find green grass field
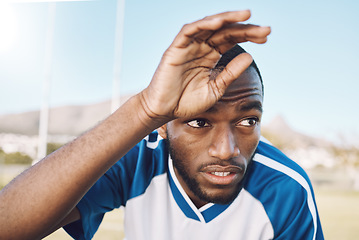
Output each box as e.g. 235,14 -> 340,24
315,190 -> 359,239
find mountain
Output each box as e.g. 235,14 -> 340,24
261,115 -> 329,149
0,96 -> 131,136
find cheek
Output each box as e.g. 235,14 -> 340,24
237,128 -> 260,158
169,133 -> 207,164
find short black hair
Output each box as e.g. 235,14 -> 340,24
215,45 -> 263,93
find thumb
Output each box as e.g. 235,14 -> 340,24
212,53 -> 253,97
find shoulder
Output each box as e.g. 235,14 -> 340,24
252,139 -> 311,186
246,139 -> 313,204
114,131 -> 168,173
247,139 -> 313,210
243,140 -> 321,238
111,131 -> 169,199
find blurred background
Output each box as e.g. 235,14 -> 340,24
0,0 -> 358,239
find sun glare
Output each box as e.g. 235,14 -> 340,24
0,3 -> 19,53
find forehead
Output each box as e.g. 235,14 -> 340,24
202,67 -> 263,115
220,67 -> 262,102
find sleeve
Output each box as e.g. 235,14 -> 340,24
252,141 -> 325,240
63,145 -> 140,240
271,180 -> 324,240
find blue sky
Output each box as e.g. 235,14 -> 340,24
0,0 -> 358,143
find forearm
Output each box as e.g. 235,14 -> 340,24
0,93 -> 166,239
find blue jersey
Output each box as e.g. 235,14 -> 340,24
64,132 -> 324,240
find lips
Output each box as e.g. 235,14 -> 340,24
200,165 -> 244,185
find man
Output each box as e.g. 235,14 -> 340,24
0,10 -> 323,239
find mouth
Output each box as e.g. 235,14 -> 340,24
201,165 -> 244,186
211,171 -> 231,177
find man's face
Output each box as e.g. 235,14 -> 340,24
160,67 -> 263,208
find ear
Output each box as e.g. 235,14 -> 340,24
157,124 -> 168,139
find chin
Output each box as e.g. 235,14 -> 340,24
199,186 -> 243,205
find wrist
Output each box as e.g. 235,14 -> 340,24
135,91 -> 173,131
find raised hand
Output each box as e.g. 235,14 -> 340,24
140,10 -> 271,120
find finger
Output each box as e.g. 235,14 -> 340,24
213,34 -> 269,54
207,35 -> 270,55
207,24 -> 271,53
211,53 -> 253,98
201,10 -> 251,23
191,10 -> 252,43
243,36 -> 269,44
172,10 -> 252,48
192,30 -> 215,44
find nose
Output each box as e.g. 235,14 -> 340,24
208,125 -> 240,160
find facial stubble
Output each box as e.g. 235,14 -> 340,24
166,137 -> 252,205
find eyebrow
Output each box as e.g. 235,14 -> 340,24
206,100 -> 263,114
240,101 -> 263,113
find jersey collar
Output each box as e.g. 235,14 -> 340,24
167,156 -> 231,223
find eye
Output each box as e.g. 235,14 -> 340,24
237,117 -> 259,127
186,119 -> 211,128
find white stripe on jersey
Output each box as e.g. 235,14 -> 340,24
253,153 -> 318,240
